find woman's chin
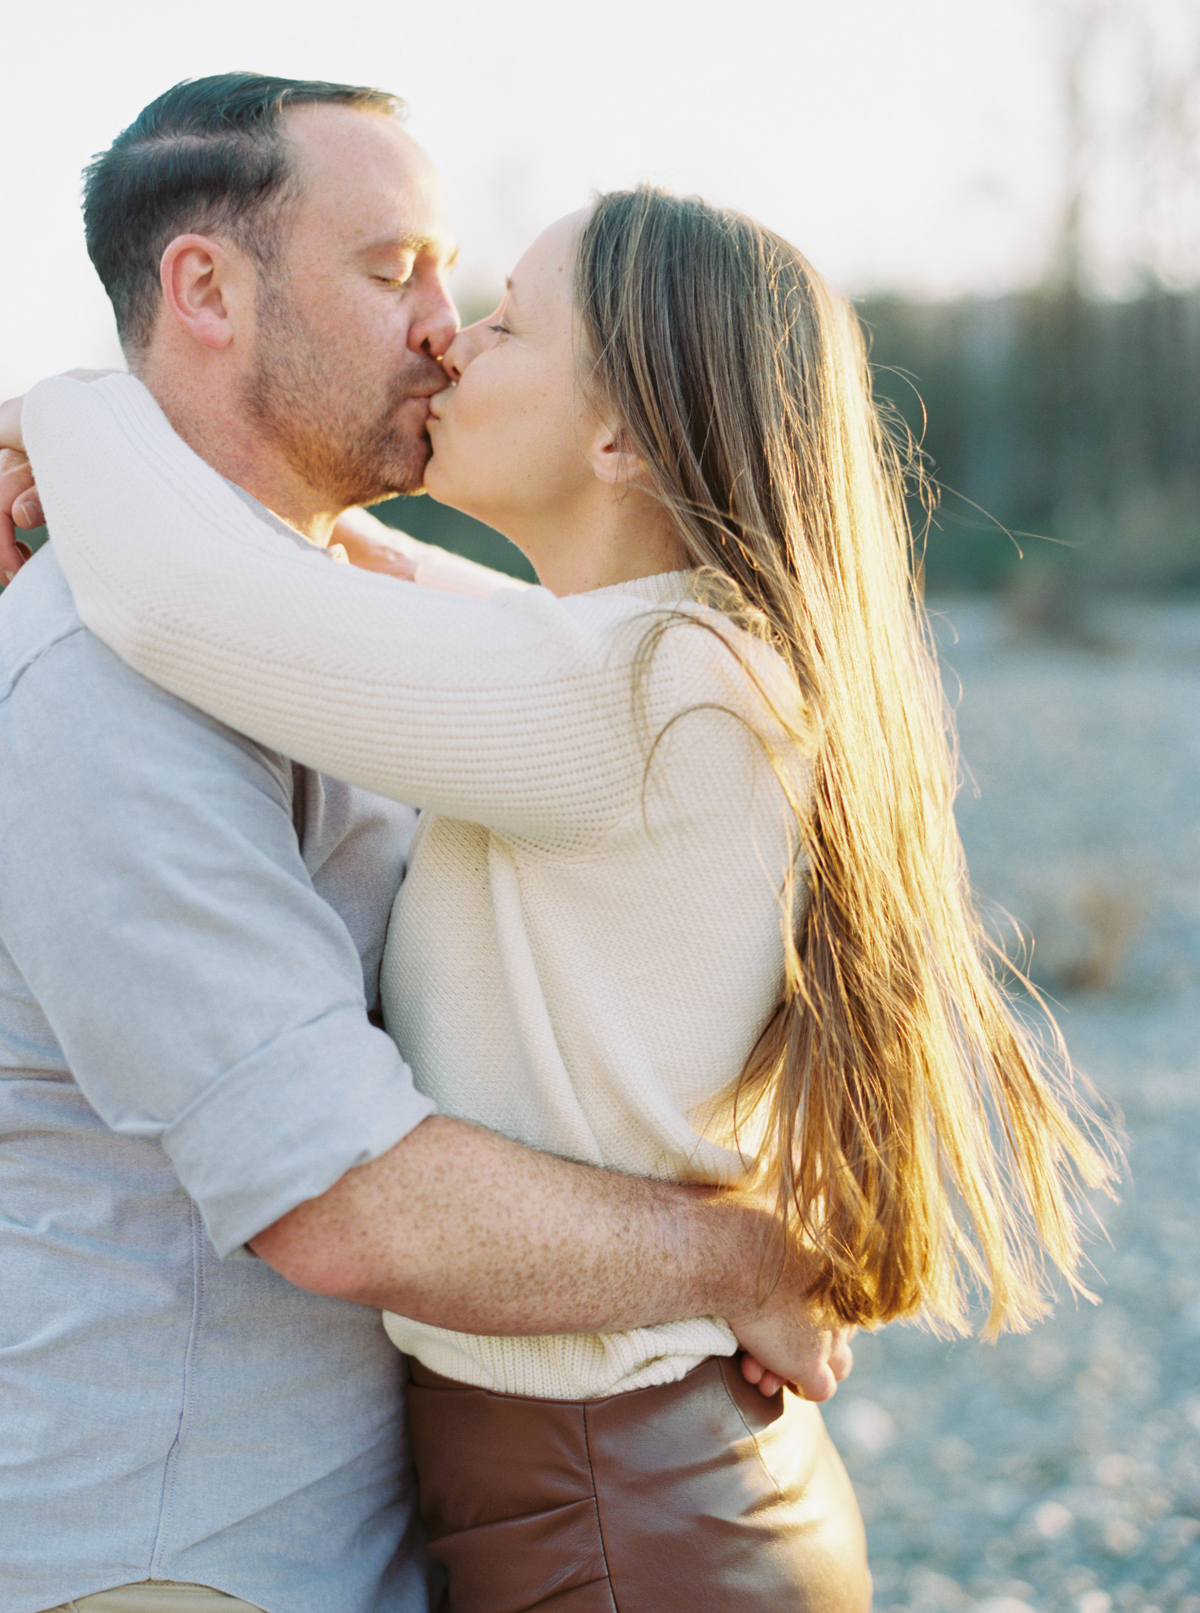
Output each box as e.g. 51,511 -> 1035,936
422,458 -> 530,560
423,461 -> 493,526
422,481 -> 455,509
423,478 -> 474,517
420,455 -> 456,508
417,467 -> 537,577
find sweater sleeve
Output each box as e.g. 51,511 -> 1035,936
25,374 -> 682,848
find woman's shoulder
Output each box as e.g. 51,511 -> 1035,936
486,572 -> 811,771
633,590 -> 806,735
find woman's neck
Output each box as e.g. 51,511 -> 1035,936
521,491 -> 689,597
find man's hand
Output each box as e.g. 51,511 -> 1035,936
737,1328 -> 856,1402
726,1250 -> 856,1402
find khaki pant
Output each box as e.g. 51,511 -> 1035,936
41,1585 -> 264,1613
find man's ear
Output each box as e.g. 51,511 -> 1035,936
588,418 -> 647,491
159,234 -> 246,353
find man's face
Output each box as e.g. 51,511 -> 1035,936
242,104 -> 459,509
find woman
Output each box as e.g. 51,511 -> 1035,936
17,189 -> 1112,1612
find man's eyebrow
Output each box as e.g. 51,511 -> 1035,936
361,233 -> 459,270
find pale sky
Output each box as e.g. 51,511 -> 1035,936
2,0 -> 1194,397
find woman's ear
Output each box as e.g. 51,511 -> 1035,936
159,234 -> 244,353
588,419 -> 647,491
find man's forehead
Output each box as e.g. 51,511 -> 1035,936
284,104 -> 452,248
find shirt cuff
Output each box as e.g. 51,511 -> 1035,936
161,1008 -> 435,1256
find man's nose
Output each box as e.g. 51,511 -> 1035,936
409,281 -> 460,364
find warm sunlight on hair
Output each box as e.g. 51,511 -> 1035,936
576,188 -> 1119,1339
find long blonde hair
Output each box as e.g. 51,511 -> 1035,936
576,188 -> 1116,1336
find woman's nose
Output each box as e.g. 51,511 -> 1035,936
439,322 -> 484,383
409,278 -> 460,366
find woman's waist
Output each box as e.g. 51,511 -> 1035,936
384,1312 -> 738,1400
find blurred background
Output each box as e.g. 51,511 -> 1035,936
2,1 -> 1198,1607
3,0 -> 1199,597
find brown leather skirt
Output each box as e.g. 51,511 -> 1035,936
406,1355 -> 871,1613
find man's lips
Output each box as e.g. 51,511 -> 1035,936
397,366 -> 448,410
392,395 -> 440,438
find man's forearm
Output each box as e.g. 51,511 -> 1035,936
251,1114 -> 767,1335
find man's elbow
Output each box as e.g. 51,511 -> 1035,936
250,1205 -> 376,1303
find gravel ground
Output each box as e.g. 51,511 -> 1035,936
822,596 -> 1200,1613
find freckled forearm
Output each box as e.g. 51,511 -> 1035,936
252,1115 -> 766,1335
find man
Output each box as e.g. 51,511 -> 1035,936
0,74 -> 849,1613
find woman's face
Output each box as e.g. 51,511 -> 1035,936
423,211 -> 601,545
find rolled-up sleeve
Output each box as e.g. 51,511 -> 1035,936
0,607 -> 433,1255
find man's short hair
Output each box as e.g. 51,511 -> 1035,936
83,71 -> 403,355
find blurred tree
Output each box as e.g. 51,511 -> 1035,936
856,1 -> 1200,604
862,288 -> 1200,597
1040,0 -> 1200,294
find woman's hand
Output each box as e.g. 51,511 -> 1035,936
332,515 -> 420,581
0,449 -> 39,582
0,372 -> 116,581
0,387 -> 40,579
0,392 -> 25,456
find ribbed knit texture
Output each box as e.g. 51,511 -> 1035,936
29,374 -> 807,1399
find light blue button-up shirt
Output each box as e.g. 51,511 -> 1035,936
0,540 -> 436,1613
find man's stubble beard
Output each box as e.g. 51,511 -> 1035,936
243,277 -> 433,509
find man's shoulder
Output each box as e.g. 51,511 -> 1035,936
0,544 -> 177,712
0,545 -> 412,866
0,546 -> 87,697
0,545 -> 299,802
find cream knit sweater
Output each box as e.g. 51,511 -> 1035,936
28,374 -> 807,1399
